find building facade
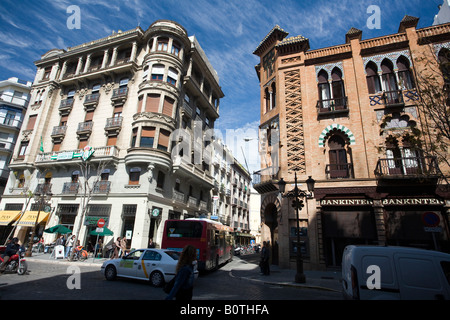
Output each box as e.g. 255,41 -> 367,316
1,20 -> 235,250
0,78 -> 32,195
253,17 -> 450,270
0,78 -> 32,243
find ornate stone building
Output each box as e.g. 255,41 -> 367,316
253,17 -> 450,270
1,20 -> 228,250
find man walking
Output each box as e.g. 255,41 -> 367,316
260,241 -> 270,275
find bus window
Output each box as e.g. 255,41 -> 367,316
166,220 -> 203,238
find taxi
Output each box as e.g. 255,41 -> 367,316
101,248 -> 196,287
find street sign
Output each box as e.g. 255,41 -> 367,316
422,212 -> 440,227
97,218 -> 106,228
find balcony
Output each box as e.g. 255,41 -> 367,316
111,87 -> 128,106
325,163 -> 354,179
35,183 -> 52,195
51,125 -> 67,143
62,182 -> 79,194
370,90 -> 409,108
317,97 -> 348,116
76,121 -> 93,139
172,190 -> 185,204
374,156 -> 441,183
199,200 -> 208,212
93,181 -> 111,194
105,116 -> 123,136
59,98 -> 74,116
188,196 -> 198,207
383,90 -> 404,108
83,93 -> 100,111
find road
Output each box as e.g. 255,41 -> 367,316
0,254 -> 342,306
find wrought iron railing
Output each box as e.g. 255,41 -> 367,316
374,156 -> 440,177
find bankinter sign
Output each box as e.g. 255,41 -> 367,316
320,198 -> 445,206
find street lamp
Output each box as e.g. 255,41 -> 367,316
25,184 -> 52,257
277,172 -> 315,283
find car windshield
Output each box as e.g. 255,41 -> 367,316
165,250 -> 180,260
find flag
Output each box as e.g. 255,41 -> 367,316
39,136 -> 44,152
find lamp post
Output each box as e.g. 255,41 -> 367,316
25,184 -> 52,257
277,172 -> 315,283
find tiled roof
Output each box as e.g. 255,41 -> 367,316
276,35 -> 308,48
253,25 -> 288,55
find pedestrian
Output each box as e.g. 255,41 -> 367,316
260,241 -> 270,275
112,237 -> 120,259
120,236 -> 127,257
65,234 -> 75,259
56,235 -> 64,246
148,238 -> 155,248
165,245 -> 197,300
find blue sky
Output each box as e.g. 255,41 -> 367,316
0,0 -> 444,173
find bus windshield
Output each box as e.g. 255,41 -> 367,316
166,220 -> 203,238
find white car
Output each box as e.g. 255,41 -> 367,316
101,248 -> 197,287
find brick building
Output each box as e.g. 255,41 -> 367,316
253,17 -> 450,270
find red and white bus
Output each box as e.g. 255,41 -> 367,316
161,218 -> 234,271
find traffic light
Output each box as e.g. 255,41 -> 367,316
292,199 -> 304,209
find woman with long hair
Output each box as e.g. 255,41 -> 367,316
165,245 -> 197,300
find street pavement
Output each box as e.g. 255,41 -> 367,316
25,251 -> 343,293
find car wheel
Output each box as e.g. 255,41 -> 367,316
150,271 -> 164,287
105,265 -> 117,281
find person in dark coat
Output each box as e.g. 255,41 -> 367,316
260,241 -> 270,275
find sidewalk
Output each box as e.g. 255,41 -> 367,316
229,256 -> 342,292
24,251 -> 108,267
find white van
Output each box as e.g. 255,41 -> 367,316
342,245 -> 450,300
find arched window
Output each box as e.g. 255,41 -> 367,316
264,87 -> 270,113
381,59 -> 401,105
396,56 -> 415,90
381,59 -> 397,92
318,70 -> 331,108
327,134 -> 350,179
271,82 -> 276,109
331,68 -> 346,109
366,61 -> 381,94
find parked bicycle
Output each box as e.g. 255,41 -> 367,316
70,245 -> 88,261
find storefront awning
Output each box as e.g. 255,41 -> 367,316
0,211 -> 21,226
16,211 -> 50,227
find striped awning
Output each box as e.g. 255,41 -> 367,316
0,211 -> 21,226
16,211 -> 50,227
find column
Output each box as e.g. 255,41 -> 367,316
373,199 -> 386,246
130,42 -> 137,62
101,49 -> 109,69
109,47 -> 118,67
83,54 -> 92,73
59,61 -> 67,80
75,56 -> 83,75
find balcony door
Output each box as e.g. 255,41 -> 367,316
328,135 -> 349,179
381,59 -> 400,104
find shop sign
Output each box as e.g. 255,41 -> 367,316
382,198 -> 444,206
320,199 -> 373,206
84,216 -> 109,226
320,198 -> 445,206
